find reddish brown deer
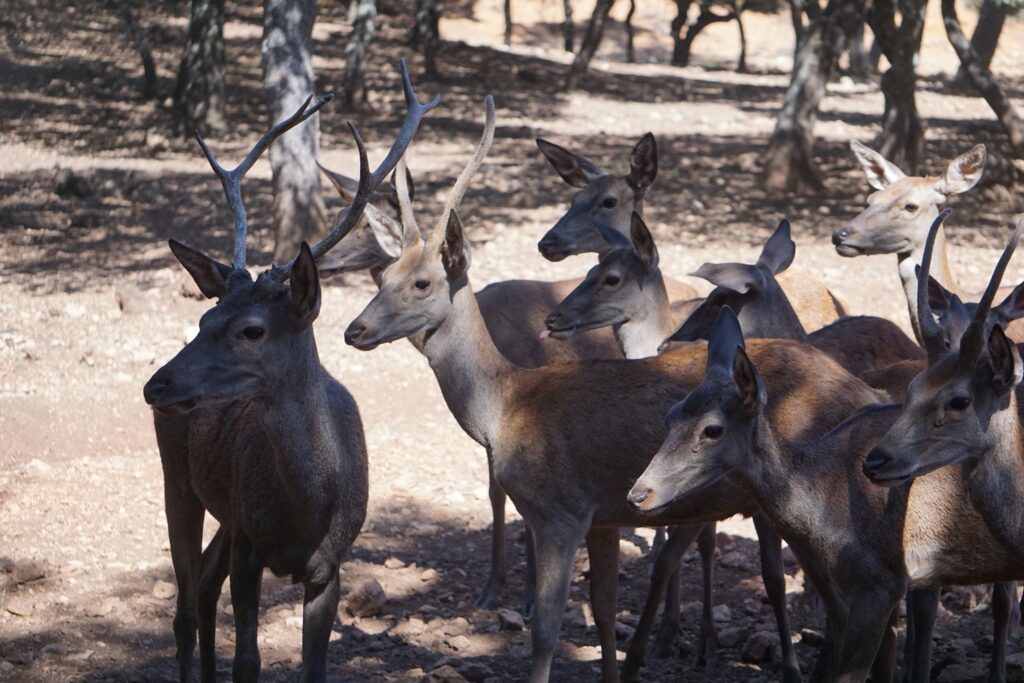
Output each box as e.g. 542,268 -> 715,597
344,96 -> 887,683
142,64 -> 437,683
629,303 -> 1024,683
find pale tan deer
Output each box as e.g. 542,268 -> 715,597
536,134 -> 845,331
344,96 -> 888,683
629,304 -> 1024,683
833,140 -> 1024,342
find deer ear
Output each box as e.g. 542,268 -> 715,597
938,145 -> 986,196
442,211 -> 471,281
984,324 -> 1023,395
289,242 -> 321,324
691,262 -> 765,293
630,212 -> 659,272
363,204 -> 405,259
536,138 -> 604,188
733,346 -> 767,414
627,132 -> 657,194
169,239 -> 232,299
757,219 -> 796,275
993,281 -> 1024,326
668,298 -> 716,344
850,140 -> 905,191
318,162 -> 359,204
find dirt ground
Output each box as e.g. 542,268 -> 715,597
3,0 -> 1024,681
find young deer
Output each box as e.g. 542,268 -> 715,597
143,64 -> 438,683
536,134 -> 845,331
629,305 -> 1024,683
833,140 -> 1024,342
344,96 -> 887,683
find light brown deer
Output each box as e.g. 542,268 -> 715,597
629,304 -> 1024,683
833,140 -> 1024,342
536,134 -> 845,331
344,96 -> 888,683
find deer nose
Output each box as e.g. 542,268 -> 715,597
832,226 -> 854,245
344,322 -> 367,347
862,447 -> 892,479
627,486 -> 652,508
538,234 -> 561,254
545,311 -> 563,330
143,376 -> 171,405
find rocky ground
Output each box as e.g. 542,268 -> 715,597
3,0 -> 1024,681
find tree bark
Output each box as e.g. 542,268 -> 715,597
733,0 -> 748,72
955,0 -> 1008,82
175,0 -> 226,134
566,0 -> 615,88
847,21 -> 873,76
671,0 -> 696,65
868,0 -> 926,173
942,0 -> 1024,158
107,0 -> 157,99
625,0 -> 636,63
262,0 -> 327,262
414,0 -> 441,76
676,0 -> 735,67
562,0 -> 574,52
342,0 -> 377,107
762,0 -> 862,193
504,0 -> 513,45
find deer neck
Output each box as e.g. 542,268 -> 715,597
613,274 -> 674,359
963,396 -> 1024,555
421,278 -> 518,448
898,226 -> 958,344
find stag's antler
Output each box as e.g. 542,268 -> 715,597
195,94 -> 333,271
273,60 -> 441,279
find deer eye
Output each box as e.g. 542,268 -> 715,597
703,425 -> 724,439
904,203 -> 919,213
602,197 -> 618,209
414,279 -> 431,291
241,326 -> 265,341
604,274 -> 621,287
948,396 -> 971,411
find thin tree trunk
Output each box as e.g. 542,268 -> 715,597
789,0 -> 806,50
504,0 -> 513,45
342,0 -> 377,107
671,0 -> 696,65
942,0 -> 1024,158
175,0 -> 226,134
955,0 -> 1008,82
734,0 -> 747,72
868,0 -> 926,173
625,0 -> 636,63
848,21 -> 873,76
677,1 -> 734,68
414,0 -> 441,76
262,0 -> 327,262
762,0 -> 863,193
107,0 -> 157,99
566,0 -> 615,88
562,0 -> 574,52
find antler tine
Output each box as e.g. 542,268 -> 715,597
917,208 -> 953,361
275,60 -> 439,277
195,93 -> 333,271
395,157 -> 420,247
960,213 -> 1024,360
428,94 -> 496,248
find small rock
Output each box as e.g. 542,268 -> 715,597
384,557 -> 406,569
614,621 -> 635,640
742,631 -> 778,663
85,597 -> 118,618
719,550 -> 748,570
55,168 -> 92,199
131,348 -> 156,365
41,643 -> 68,658
446,634 -> 472,651
393,617 -> 427,637
420,568 -> 439,582
0,661 -> 15,672
781,546 -> 799,567
496,608 -> 526,631
442,617 -> 470,636
1005,652 -> 1024,676
799,628 -> 824,648
347,579 -> 386,617
712,604 -> 732,622
145,131 -> 170,152
13,558 -> 47,582
716,532 -> 735,549
285,616 -> 303,629
420,665 -> 467,683
152,580 -> 176,600
566,602 -> 595,628
718,626 -> 749,648
458,662 -> 494,682
5,596 -> 33,616
937,660 -> 988,682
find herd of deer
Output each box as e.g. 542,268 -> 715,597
140,62 -> 1024,683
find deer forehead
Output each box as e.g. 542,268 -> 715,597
574,175 -> 628,204
867,176 -> 945,210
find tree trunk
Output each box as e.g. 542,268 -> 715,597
107,0 -> 157,99
789,0 -> 806,50
762,0 -> 862,193
847,21 -> 873,76
562,0 -> 574,52
733,0 -> 748,72
504,0 -> 513,45
677,1 -> 734,68
414,0 -> 441,76
955,0 -> 1008,82
868,0 -> 926,173
262,0 -> 327,262
942,0 -> 1024,158
625,0 -> 636,63
342,0 -> 377,107
175,0 -> 226,134
566,0 -> 615,88
671,0 -> 696,65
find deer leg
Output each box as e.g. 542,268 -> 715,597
797,558 -> 847,683
197,527 -> 231,683
990,582 -> 1011,683
300,559 -> 342,683
524,524 -> 537,618
621,524 -> 703,681
751,514 -> 800,683
1009,582 -> 1021,634
164,482 -> 205,683
870,603 -> 900,683
229,533 -> 264,683
650,527 -> 666,576
905,588 -> 937,683
476,453 -> 507,609
586,527 -> 621,683
695,522 -> 718,672
528,522 -> 587,683
650,556 -> 681,659
835,587 -> 902,683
